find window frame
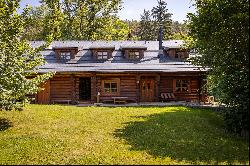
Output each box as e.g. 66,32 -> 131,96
60,51 -> 71,60
173,79 -> 191,93
97,51 -> 109,60
101,78 -> 120,96
128,50 -> 140,60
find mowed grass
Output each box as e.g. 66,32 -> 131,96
0,105 -> 249,165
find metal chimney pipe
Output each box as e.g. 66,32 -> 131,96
158,0 -> 163,54
158,0 -> 163,50
159,25 -> 163,50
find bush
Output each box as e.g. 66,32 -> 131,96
221,107 -> 249,134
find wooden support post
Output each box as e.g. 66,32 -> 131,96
71,74 -> 76,104
91,75 -> 97,103
155,75 -> 160,102
136,74 -> 140,103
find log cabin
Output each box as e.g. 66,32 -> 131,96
31,40 -> 208,104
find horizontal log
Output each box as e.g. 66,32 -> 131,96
51,94 -> 72,97
51,81 -> 73,84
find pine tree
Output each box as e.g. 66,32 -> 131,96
139,10 -> 156,40
151,0 -> 172,40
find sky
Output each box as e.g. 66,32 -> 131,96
19,0 -> 196,23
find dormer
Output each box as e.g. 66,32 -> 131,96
53,47 -> 78,61
120,46 -> 147,60
89,45 -> 115,60
164,47 -> 189,60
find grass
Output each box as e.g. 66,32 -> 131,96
0,105 -> 249,165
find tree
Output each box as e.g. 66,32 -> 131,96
99,16 -> 130,40
187,0 -> 249,133
169,21 -> 189,40
138,10 -> 156,40
22,4 -> 49,40
137,1 -> 172,41
22,0 -> 128,41
151,0 -> 172,40
42,0 -> 65,40
125,20 -> 140,40
0,0 -> 53,110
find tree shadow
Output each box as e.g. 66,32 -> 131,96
0,118 -> 13,131
114,108 -> 249,164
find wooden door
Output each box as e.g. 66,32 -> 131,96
140,80 -> 155,102
36,80 -> 50,104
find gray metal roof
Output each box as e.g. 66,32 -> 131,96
30,40 -> 208,73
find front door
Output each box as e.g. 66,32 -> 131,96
37,80 -> 50,104
79,77 -> 91,100
140,80 -> 155,102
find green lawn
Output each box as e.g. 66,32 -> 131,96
0,105 -> 249,165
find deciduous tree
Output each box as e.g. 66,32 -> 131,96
188,0 -> 249,133
0,0 -> 53,110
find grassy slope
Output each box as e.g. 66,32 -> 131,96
0,105 -> 249,165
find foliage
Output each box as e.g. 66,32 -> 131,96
0,105 -> 248,164
90,16 -> 130,40
22,0 -> 129,41
22,4 -> 49,40
125,20 -> 140,40
187,0 -> 249,133
42,0 -> 64,40
138,10 -> 156,40
169,21 -> 189,40
151,0 -> 172,40
138,0 -> 172,41
0,1 -> 54,111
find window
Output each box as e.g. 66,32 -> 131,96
174,80 -> 190,93
175,52 -> 185,59
97,51 -> 108,60
60,52 -> 71,60
175,50 -> 189,59
128,51 -> 140,59
102,79 -> 120,95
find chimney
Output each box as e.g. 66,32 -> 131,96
158,24 -> 163,57
158,0 -> 163,56
159,25 -> 163,50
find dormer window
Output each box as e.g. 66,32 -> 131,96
128,51 -> 140,59
120,46 -> 147,60
97,51 -> 108,60
165,48 -> 189,60
60,52 -> 71,60
89,45 -> 115,60
53,47 -> 78,62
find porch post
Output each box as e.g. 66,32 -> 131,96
136,74 -> 140,103
91,74 -> 97,103
155,74 -> 160,102
71,74 -> 76,104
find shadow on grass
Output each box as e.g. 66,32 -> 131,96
114,108 -> 249,164
0,118 -> 12,131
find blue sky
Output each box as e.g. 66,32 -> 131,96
19,0 -> 196,23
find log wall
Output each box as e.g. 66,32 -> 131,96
96,75 -> 137,103
159,74 -> 201,102
34,72 -> 206,104
50,76 -> 73,101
